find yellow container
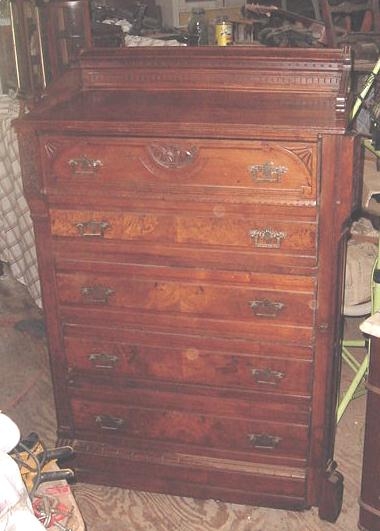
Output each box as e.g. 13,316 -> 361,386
215,18 -> 233,46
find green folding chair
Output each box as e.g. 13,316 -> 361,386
337,252 -> 380,422
337,61 -> 380,422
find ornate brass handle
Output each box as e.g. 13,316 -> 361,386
80,286 -> 115,304
251,368 -> 285,385
88,353 -> 119,369
68,155 -> 103,175
75,220 -> 110,238
248,433 -> 282,449
249,161 -> 288,182
249,299 -> 285,318
249,227 -> 287,248
95,415 -> 125,431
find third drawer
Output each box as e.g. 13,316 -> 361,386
63,324 -> 313,397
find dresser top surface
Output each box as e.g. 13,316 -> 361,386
21,88 -> 349,137
16,46 -> 353,137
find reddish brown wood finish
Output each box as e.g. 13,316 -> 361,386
14,46 -> 362,522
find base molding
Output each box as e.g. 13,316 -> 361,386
59,437 -> 309,512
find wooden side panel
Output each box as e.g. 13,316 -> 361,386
307,133 -> 360,507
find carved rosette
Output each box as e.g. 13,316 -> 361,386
284,144 -> 314,194
148,144 -> 199,169
44,140 -> 57,157
44,140 -> 62,163
287,145 -> 313,175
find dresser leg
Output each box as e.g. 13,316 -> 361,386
318,463 -> 344,522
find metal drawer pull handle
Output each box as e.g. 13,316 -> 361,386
80,286 -> 115,304
95,415 -> 125,431
248,433 -> 282,449
68,155 -> 103,175
88,353 -> 119,369
251,368 -> 285,385
249,228 -> 286,248
75,220 -> 110,238
249,299 -> 285,318
249,161 -> 288,182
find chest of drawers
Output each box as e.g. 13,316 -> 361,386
15,46 -> 361,522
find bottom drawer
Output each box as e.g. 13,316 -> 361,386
70,397 -> 309,463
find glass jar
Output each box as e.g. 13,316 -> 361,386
187,8 -> 209,46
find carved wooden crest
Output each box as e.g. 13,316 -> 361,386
148,144 -> 199,169
140,143 -> 204,178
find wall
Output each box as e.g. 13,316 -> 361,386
156,0 -> 242,29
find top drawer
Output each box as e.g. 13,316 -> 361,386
40,136 -> 318,204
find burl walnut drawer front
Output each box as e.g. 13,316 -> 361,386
57,265 -> 315,345
70,397 -> 309,461
55,266 -> 315,342
41,136 -> 317,202
50,208 -> 317,257
64,332 -> 313,396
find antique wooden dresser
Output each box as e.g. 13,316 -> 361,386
14,46 -> 361,522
